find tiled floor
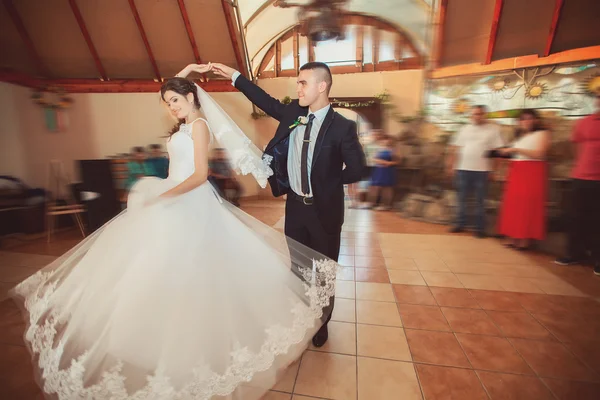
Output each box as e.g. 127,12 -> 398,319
1,200 -> 600,399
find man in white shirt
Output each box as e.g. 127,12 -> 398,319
446,105 -> 504,237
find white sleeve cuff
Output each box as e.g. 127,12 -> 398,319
231,71 -> 241,86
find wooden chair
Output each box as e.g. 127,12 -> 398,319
46,203 -> 86,242
45,160 -> 87,242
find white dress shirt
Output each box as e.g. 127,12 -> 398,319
450,123 -> 504,171
232,71 -> 329,197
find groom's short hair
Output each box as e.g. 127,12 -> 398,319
300,62 -> 332,94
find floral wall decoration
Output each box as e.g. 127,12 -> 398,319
425,62 -> 599,133
31,87 -> 75,132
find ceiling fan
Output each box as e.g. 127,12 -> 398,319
274,0 -> 350,42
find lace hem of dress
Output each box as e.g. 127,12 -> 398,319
14,259 -> 337,400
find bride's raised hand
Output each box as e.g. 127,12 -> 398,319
192,63 -> 212,74
175,63 -> 212,78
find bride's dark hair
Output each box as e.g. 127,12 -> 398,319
160,77 -> 201,137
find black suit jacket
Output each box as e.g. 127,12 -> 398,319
234,75 -> 366,233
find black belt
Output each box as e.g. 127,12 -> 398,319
288,191 -> 314,205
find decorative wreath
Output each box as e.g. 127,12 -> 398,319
31,87 -> 74,109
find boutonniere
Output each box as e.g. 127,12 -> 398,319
289,115 -> 309,129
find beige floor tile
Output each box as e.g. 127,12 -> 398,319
272,360 -> 300,392
336,267 -> 355,281
495,277 -> 544,293
355,282 -> 395,302
335,281 -> 355,299
356,300 -> 403,327
331,298 -> 356,323
530,278 -> 586,297
388,270 -> 426,286
420,271 -> 464,288
414,257 -> 451,272
263,391 -> 292,400
357,324 -> 411,361
310,321 -> 356,355
294,351 -> 357,400
385,258 -> 419,270
455,274 -> 505,291
357,357 -> 421,400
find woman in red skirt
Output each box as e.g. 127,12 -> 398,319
497,109 -> 551,250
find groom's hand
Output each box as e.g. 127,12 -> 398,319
211,63 -> 237,80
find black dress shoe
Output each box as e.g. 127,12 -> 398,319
312,325 -> 328,348
449,226 -> 464,233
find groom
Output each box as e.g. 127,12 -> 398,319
212,62 -> 366,347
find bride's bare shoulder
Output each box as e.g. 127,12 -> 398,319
190,119 -> 210,143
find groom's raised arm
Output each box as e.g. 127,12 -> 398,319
211,63 -> 287,121
233,74 -> 287,121
341,121 -> 367,184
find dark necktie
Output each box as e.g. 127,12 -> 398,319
300,114 -> 316,195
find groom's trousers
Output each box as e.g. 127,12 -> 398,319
285,195 -> 341,328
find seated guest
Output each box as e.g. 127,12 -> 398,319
125,146 -> 155,191
497,109 -> 551,250
146,144 -> 169,179
209,148 -> 242,206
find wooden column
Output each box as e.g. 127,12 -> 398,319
275,40 -> 281,77
293,28 -> 299,74
372,26 -> 380,65
356,25 -> 364,71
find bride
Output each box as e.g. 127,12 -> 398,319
11,63 -> 338,400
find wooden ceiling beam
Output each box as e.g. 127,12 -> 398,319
485,0 -> 504,65
432,45 -> 600,79
128,0 -> 161,80
68,0 -> 108,81
544,0 -> 564,57
177,0 -> 203,65
222,0 -> 247,77
2,0 -> 49,77
0,70 -> 237,93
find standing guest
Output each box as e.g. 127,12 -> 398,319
367,135 -> 398,211
555,93 -> 600,275
497,109 -> 551,250
446,105 -> 504,237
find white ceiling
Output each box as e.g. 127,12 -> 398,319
238,0 -> 433,72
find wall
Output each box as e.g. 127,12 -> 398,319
0,84 -> 260,196
0,82 -> 27,180
257,69 -> 425,137
426,62 -> 599,133
0,68 -> 424,196
422,62 -> 600,178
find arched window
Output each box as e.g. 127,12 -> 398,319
256,14 -> 423,78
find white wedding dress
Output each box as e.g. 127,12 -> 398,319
12,118 -> 338,400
